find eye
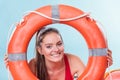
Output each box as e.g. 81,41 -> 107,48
57,42 -> 63,46
46,45 -> 52,49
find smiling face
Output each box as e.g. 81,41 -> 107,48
37,32 -> 64,63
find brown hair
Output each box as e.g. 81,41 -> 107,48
35,27 -> 62,80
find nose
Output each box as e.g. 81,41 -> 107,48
53,46 -> 59,51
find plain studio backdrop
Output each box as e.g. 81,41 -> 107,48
0,0 -> 120,79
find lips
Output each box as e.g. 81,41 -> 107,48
51,52 -> 61,57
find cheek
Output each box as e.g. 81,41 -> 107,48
42,48 -> 51,55
60,46 -> 64,52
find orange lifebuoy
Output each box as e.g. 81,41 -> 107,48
104,69 -> 120,80
8,4 -> 108,80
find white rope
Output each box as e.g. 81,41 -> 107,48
96,20 -> 108,45
107,62 -> 113,80
6,23 -> 17,80
7,24 -> 17,46
7,67 -> 13,80
24,10 -> 90,21
96,20 -> 113,80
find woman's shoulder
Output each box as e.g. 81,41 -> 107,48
65,53 -> 85,76
65,53 -> 84,66
28,58 -> 37,75
29,58 -> 36,65
65,53 -> 82,62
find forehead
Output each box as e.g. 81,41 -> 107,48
42,32 -> 62,43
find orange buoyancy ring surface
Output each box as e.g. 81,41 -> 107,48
8,4 -> 108,80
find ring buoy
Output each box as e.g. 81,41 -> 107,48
8,4 -> 108,80
104,69 -> 120,80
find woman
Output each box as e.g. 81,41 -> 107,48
4,27 -> 113,80
28,27 -> 113,80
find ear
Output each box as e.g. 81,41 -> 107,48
37,46 -> 43,55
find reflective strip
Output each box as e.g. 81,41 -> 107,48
52,5 -> 60,23
89,48 -> 107,56
8,53 -> 27,61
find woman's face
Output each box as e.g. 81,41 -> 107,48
38,32 -> 64,63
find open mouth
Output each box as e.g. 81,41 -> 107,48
51,52 -> 61,57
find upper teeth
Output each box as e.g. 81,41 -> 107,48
51,54 -> 59,57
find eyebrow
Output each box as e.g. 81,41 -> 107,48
42,40 -> 62,45
44,43 -> 53,46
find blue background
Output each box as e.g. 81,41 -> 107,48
0,0 -> 120,80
